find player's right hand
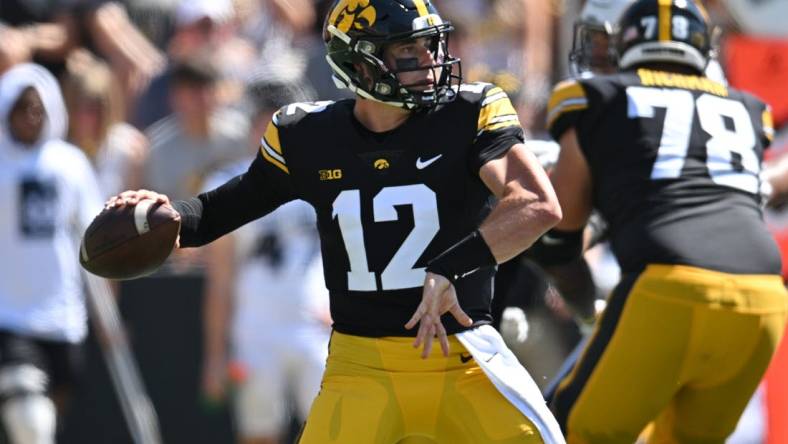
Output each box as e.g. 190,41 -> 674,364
104,189 -> 180,247
105,189 -> 171,209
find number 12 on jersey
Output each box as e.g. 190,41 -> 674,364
333,184 -> 440,291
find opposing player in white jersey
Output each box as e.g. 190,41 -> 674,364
200,78 -> 330,444
0,63 -> 103,444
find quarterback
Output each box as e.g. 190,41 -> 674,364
107,0 -> 566,442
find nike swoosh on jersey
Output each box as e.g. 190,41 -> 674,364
416,154 -> 443,169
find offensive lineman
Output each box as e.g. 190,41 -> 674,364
544,0 -> 787,442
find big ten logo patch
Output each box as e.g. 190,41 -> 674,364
320,169 -> 343,181
329,0 -> 377,34
18,177 -> 58,238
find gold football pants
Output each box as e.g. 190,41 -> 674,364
299,331 -> 545,443
553,264 -> 787,444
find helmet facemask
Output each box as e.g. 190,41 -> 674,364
569,21 -> 619,76
325,18 -> 462,110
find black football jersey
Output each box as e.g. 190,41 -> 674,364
250,83 -> 524,337
547,69 -> 781,275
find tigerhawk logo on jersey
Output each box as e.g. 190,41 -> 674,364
328,0 -> 377,34
373,159 -> 390,170
319,169 -> 343,181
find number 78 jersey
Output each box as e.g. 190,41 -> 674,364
255,83 -> 523,337
547,69 -> 781,275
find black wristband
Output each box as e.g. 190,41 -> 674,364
171,198 -> 203,232
425,230 -> 497,284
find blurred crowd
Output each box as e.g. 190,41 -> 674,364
1,0 -> 787,443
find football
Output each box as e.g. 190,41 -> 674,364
80,199 -> 181,280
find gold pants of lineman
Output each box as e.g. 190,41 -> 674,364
554,264 -> 787,444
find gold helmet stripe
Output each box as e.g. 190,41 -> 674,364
413,0 -> 429,17
659,0 -> 672,42
696,1 -> 710,23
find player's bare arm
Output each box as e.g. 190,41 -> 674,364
531,128 -> 597,322
477,143 -> 562,261
548,128 -> 593,231
763,152 -> 788,209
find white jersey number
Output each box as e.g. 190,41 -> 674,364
626,86 -> 760,195
333,184 -> 440,291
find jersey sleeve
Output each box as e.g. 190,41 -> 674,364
546,79 -> 589,141
470,84 -> 525,173
248,114 -> 298,203
260,115 -> 291,175
176,117 -> 298,248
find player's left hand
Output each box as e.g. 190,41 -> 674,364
405,272 -> 473,359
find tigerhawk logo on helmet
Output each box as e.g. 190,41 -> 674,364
329,0 -> 377,34
323,0 -> 462,110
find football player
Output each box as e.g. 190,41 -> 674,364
105,0 -> 566,442
543,0 -> 788,443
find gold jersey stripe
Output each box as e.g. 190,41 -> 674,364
485,87 -> 504,97
481,120 -> 521,133
659,0 -> 672,42
547,80 -> 586,114
478,99 -> 518,131
413,0 -> 429,16
482,92 -> 509,107
763,108 -> 775,142
264,121 -> 283,154
260,145 -> 289,174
